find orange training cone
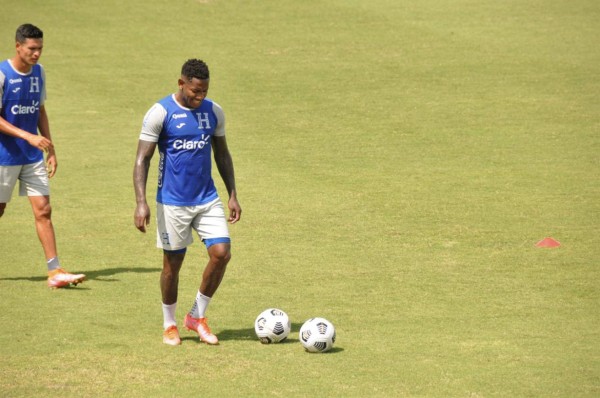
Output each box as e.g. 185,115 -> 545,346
535,237 -> 561,248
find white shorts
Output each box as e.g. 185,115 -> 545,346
0,161 -> 49,203
156,198 -> 230,251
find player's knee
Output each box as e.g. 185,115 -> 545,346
209,244 -> 231,265
0,203 -> 5,218
33,201 -> 52,221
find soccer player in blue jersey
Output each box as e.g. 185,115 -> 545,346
133,59 -> 242,346
0,24 -> 85,288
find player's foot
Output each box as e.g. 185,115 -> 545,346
163,325 -> 181,346
184,314 -> 219,345
47,268 -> 86,288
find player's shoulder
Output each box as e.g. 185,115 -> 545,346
144,101 -> 168,122
0,60 -> 9,88
0,59 -> 9,74
33,63 -> 45,80
147,95 -> 171,113
205,98 -> 222,111
205,99 -> 224,119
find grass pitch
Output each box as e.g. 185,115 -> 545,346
1,0 -> 598,396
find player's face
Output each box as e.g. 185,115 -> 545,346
16,38 -> 43,66
178,77 -> 209,109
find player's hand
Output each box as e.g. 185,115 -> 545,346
134,203 -> 151,232
228,195 -> 241,224
28,134 -> 53,152
46,152 -> 57,178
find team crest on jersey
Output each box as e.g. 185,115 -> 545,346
196,113 -> 211,129
29,77 -> 40,93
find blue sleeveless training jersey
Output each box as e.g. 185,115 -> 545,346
141,95 -> 224,206
0,60 -> 45,165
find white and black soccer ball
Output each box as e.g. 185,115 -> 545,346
254,308 -> 291,344
299,317 -> 336,353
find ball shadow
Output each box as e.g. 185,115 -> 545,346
217,322 -> 305,342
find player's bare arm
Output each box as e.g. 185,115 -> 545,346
213,135 -> 241,223
37,105 -> 57,177
0,114 -> 53,152
133,139 -> 157,232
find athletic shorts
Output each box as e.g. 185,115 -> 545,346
156,198 -> 230,251
0,161 -> 49,203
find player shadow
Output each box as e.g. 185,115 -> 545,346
205,323 -> 344,353
182,329 -> 345,353
0,266 -> 160,284
214,322 -> 305,342
82,267 -> 160,282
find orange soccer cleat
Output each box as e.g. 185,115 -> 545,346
163,325 -> 181,346
184,314 -> 219,345
47,268 -> 86,288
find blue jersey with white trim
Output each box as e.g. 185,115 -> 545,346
149,95 -> 223,206
0,60 -> 45,165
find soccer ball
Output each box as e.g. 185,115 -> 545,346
299,317 -> 336,353
254,308 -> 291,344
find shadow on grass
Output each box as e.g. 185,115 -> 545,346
183,323 -> 344,353
217,322 -> 306,342
214,322 -> 345,352
180,322 -> 306,344
0,266 -> 160,284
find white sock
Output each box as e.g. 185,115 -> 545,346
162,302 -> 177,329
189,291 -> 211,318
47,257 -> 60,272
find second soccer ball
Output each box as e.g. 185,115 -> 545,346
299,317 -> 336,353
254,308 -> 291,344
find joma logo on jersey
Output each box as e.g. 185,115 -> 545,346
11,101 -> 39,115
173,135 -> 211,150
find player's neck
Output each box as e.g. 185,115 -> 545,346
174,92 -> 188,109
10,56 -> 33,74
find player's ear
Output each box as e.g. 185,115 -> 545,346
177,78 -> 185,90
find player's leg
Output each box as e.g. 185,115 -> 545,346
194,199 -> 232,299
161,249 -> 185,346
28,194 -> 85,287
184,199 -> 231,345
200,242 -> 231,297
161,250 -> 185,305
184,242 -> 230,345
21,161 -> 85,288
28,195 -> 57,259
156,204 -> 194,345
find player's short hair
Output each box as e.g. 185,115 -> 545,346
16,24 -> 43,43
181,59 -> 210,81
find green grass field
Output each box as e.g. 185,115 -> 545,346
1,0 -> 598,396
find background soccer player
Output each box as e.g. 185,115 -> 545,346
0,24 -> 85,288
133,59 -> 241,346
